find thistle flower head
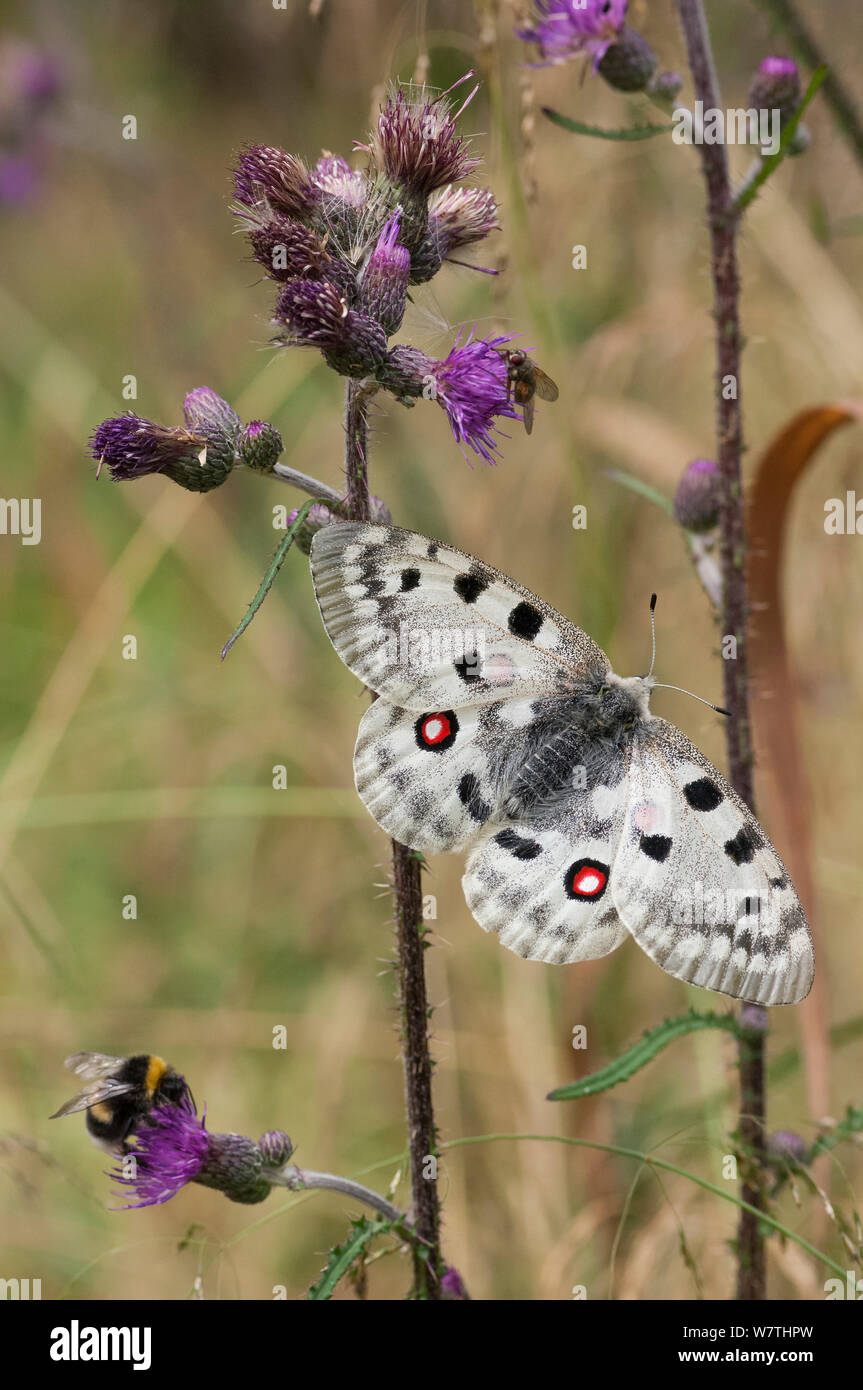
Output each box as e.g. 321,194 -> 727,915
275,277 -> 388,375
673,457 -> 719,532
517,0 -> 629,68
358,211 -> 410,334
311,153 -> 369,208
379,333 -> 519,465
766,1129 -> 809,1167
441,1266 -> 471,1300
409,184 -> 500,284
748,56 -> 802,128
111,1095 -> 290,1209
233,144 -> 317,220
89,390 -> 282,492
111,1092 -> 208,1209
367,73 -> 481,198
246,212 -> 329,282
90,414 -> 208,484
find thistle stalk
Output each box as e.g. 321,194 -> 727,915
342,378 -> 442,1300
675,0 -> 766,1301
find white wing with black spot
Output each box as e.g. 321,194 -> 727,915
310,522 -> 608,710
612,719 -> 814,1005
462,780 -> 629,964
354,693 -> 541,854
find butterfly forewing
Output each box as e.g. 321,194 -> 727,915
311,522 -> 609,710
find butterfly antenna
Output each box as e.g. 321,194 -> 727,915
647,595 -> 730,715
652,684 -> 730,717
646,593 -> 658,680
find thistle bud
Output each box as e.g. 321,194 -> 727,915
748,56 -> 801,130
648,70 -> 684,107
596,26 -> 658,94
673,458 -> 719,533
766,1130 -> 809,1167
237,420 -> 283,474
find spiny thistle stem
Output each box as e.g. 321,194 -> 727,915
342,378 -> 443,1300
675,0 -> 766,1301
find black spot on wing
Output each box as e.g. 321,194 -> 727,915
454,656 -> 482,684
507,601 -> 543,641
724,826 -> 757,865
453,570 -> 488,604
494,828 -> 542,861
683,777 -> 723,812
400,567 -> 420,591
458,773 -> 491,824
427,541 -> 439,559
640,834 -> 672,863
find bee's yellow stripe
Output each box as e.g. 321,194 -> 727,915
145,1055 -> 167,1096
89,1102 -> 111,1123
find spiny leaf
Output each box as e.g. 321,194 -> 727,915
307,1216 -> 394,1301
808,1105 -> 863,1163
732,66 -> 828,215
547,1010 -> 744,1101
221,496 -> 328,660
541,107 -> 674,140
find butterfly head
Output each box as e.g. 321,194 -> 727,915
605,672 -> 655,724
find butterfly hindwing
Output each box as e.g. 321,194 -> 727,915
310,522 -> 609,710
354,693 -> 543,854
462,784 -> 629,965
612,720 -> 814,1005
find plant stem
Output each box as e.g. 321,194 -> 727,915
675,0 -> 766,1301
341,379 -> 443,1300
270,1166 -> 403,1222
752,0 -> 863,166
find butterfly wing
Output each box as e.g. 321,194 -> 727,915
353,691 -> 551,854
310,522 -> 609,710
462,782 -> 629,965
611,719 -> 814,1005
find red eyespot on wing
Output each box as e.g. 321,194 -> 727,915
414,710 -> 459,752
565,858 -> 609,901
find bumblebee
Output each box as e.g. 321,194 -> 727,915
496,348 -> 560,435
50,1052 -> 190,1155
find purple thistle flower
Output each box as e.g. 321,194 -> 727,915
246,212 -> 329,282
358,211 -> 410,334
90,414 -> 208,482
275,278 -> 388,376
111,1092 -> 208,1209
380,333 -> 520,465
110,1096 -> 289,1208
517,0 -> 628,69
233,144 -> 317,219
367,73 -> 481,199
89,389 -> 270,492
410,185 -> 500,284
748,56 -> 802,128
441,1265 -> 471,1300
311,153 -> 369,209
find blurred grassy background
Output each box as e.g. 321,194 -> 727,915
1,0 -> 862,1300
